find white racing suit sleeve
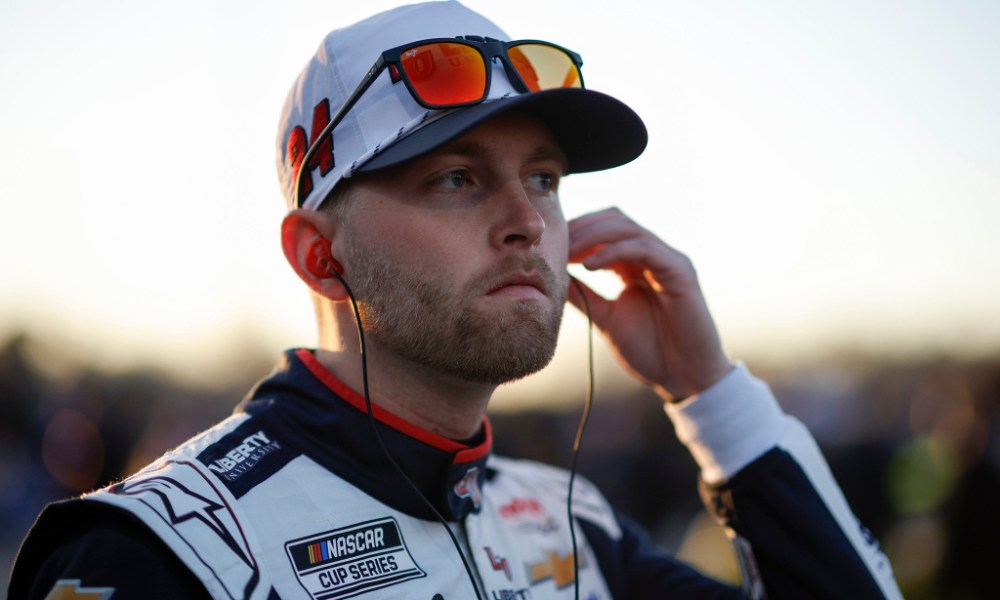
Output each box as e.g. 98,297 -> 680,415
666,364 -> 903,599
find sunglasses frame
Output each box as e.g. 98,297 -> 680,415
295,35 -> 585,207
384,36 -> 584,109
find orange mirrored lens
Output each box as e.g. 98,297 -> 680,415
508,44 -> 581,92
400,42 -> 487,106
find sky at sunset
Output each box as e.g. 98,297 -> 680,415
2,0 -> 998,393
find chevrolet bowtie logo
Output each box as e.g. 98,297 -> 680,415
45,580 -> 115,600
527,551 -> 582,588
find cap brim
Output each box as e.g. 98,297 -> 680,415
357,88 -> 647,175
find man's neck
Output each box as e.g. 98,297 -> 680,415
314,346 -> 494,441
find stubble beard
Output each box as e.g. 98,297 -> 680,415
341,234 -> 568,385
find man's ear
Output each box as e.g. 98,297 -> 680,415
281,209 -> 349,301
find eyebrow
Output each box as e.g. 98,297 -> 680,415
439,140 -> 569,172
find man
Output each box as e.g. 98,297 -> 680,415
10,2 -> 903,599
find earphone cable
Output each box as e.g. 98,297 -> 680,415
332,270 -> 485,600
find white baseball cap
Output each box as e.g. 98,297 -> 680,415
276,0 -> 647,211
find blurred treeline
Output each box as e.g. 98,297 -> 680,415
1,331 -> 997,599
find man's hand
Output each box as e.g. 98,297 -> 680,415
567,207 -> 732,402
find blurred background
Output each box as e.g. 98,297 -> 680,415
2,1 -> 998,598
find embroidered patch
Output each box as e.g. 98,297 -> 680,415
498,496 -> 559,534
527,551 -> 583,589
484,546 -> 512,581
453,466 -> 482,509
285,517 -> 425,599
44,579 -> 114,599
204,430 -> 281,482
498,497 -> 545,520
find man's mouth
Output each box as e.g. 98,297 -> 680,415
486,272 -> 548,299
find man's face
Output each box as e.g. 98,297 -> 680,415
335,112 -> 571,385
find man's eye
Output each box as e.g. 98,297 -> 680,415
526,173 -> 556,192
435,170 -> 468,189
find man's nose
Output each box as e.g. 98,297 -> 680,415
489,182 -> 546,249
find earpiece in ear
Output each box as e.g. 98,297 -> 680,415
305,239 -> 343,278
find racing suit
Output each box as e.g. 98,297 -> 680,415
9,349 -> 902,599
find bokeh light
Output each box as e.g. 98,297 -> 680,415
41,409 -> 104,493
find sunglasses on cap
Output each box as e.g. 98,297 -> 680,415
294,35 -> 585,207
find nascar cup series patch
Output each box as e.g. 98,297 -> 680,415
285,517 -> 425,599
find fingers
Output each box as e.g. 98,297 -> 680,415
566,207 -> 732,399
568,207 -> 649,262
568,207 -> 699,297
